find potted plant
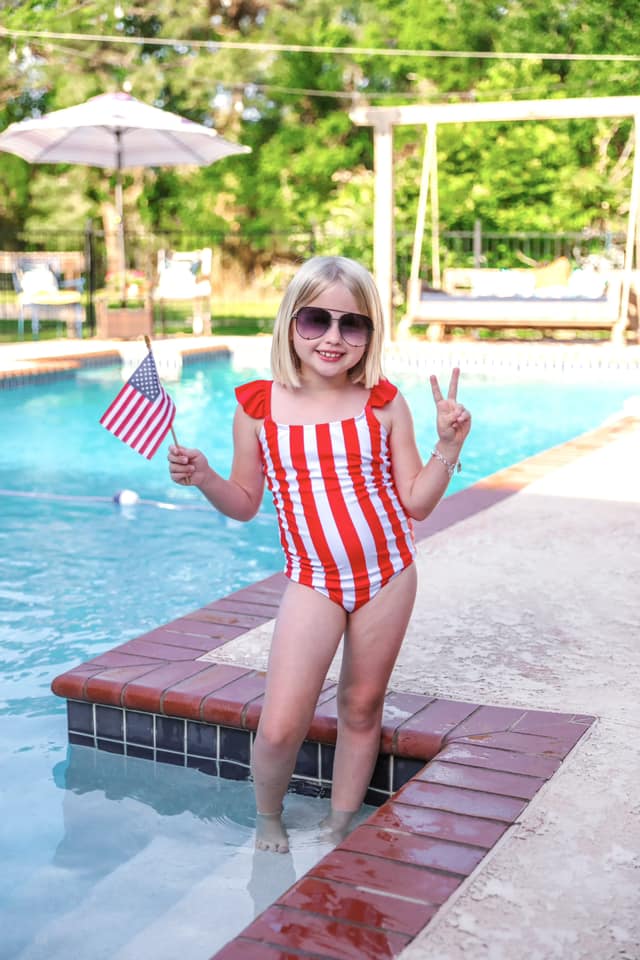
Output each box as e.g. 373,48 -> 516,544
96,269 -> 153,339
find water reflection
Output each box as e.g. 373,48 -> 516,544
0,745 -> 340,959
55,744 -> 255,824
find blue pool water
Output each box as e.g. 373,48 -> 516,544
0,354 -> 637,958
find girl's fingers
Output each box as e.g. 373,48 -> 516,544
447,367 -> 460,400
431,368 -> 461,404
168,449 -> 190,465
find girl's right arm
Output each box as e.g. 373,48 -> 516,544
167,405 -> 265,521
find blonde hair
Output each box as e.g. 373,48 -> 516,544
270,256 -> 385,389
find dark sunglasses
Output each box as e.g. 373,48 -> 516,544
293,306 -> 373,348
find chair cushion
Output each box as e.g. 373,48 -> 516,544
19,267 -> 59,300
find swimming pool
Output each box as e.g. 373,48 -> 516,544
1,355 -> 637,958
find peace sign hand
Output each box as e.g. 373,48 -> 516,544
430,367 -> 471,447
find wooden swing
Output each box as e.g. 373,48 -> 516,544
350,95 -> 640,343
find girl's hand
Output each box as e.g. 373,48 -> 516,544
430,367 -> 471,447
168,444 -> 209,487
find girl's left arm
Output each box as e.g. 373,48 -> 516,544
388,368 -> 471,521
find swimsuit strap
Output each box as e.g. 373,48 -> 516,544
236,378 -> 396,419
368,379 -> 398,409
235,379 -> 271,419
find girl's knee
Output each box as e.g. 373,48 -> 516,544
255,718 -> 300,754
337,688 -> 384,732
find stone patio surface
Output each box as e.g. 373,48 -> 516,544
394,422 -> 640,960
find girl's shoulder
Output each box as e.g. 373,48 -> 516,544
235,379 -> 272,419
369,378 -> 399,409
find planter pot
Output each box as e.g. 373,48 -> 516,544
96,300 -> 153,339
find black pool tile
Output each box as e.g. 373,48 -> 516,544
320,744 -> 335,781
219,760 -> 251,780
294,740 -> 320,778
125,710 -> 154,747
393,756 -> 426,790
127,744 -> 154,761
156,749 -> 185,766
68,700 -> 94,735
156,716 -> 186,753
187,721 -> 217,758
69,732 -> 95,748
289,779 -> 331,799
97,738 -> 125,755
364,787 -> 389,807
220,726 -> 251,765
187,757 -> 218,777
369,753 -> 392,792
95,705 -> 124,741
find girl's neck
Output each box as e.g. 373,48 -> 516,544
272,377 -> 368,425
297,369 -> 351,393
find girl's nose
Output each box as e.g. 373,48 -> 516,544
324,317 -> 342,341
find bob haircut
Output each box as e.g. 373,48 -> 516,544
270,256 -> 385,389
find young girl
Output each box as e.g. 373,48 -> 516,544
168,255 -> 471,853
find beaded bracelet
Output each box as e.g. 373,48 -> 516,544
431,448 -> 462,480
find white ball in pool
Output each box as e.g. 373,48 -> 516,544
113,489 -> 140,506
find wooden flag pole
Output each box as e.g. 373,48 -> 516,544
144,335 -> 179,447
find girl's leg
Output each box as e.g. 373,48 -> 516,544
325,564 -> 417,837
252,581 -> 347,851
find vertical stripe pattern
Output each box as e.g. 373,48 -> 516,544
260,402 -> 416,613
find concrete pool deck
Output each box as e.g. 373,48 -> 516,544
390,418 -> 640,960
4,335 -> 640,959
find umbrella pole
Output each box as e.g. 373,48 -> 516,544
115,136 -> 127,306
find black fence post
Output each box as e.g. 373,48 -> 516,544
473,220 -> 483,267
84,220 -> 96,337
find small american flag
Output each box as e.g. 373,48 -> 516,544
100,350 -> 176,459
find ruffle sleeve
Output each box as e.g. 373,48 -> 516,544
235,380 -> 271,419
369,378 -> 398,409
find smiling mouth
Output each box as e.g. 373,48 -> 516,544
317,350 -> 343,359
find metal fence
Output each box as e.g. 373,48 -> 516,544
0,222 -> 626,340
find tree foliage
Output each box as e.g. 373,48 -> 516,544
1,0 -> 639,278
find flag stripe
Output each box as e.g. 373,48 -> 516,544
99,350 -> 176,459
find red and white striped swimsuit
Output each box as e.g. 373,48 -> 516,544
235,379 -> 416,613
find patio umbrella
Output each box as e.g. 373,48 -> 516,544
0,91 -> 251,301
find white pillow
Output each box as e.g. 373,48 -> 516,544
471,271 -> 535,298
20,267 -> 58,299
567,269 -> 606,299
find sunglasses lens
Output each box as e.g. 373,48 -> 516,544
339,314 -> 371,347
294,307 -> 373,346
295,307 -> 330,340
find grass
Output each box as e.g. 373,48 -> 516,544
155,297 -> 277,337
0,292 -> 280,342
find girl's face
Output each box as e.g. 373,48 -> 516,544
290,281 -> 371,382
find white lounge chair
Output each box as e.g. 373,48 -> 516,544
153,248 -> 212,335
14,259 -> 84,338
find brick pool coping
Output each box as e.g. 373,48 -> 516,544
50,415 -> 638,960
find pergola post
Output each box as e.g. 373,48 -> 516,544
429,125 -> 441,290
615,113 -> 640,344
373,117 -> 395,342
408,124 -> 435,314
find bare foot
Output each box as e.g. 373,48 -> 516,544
319,808 -> 357,844
255,811 -> 289,853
